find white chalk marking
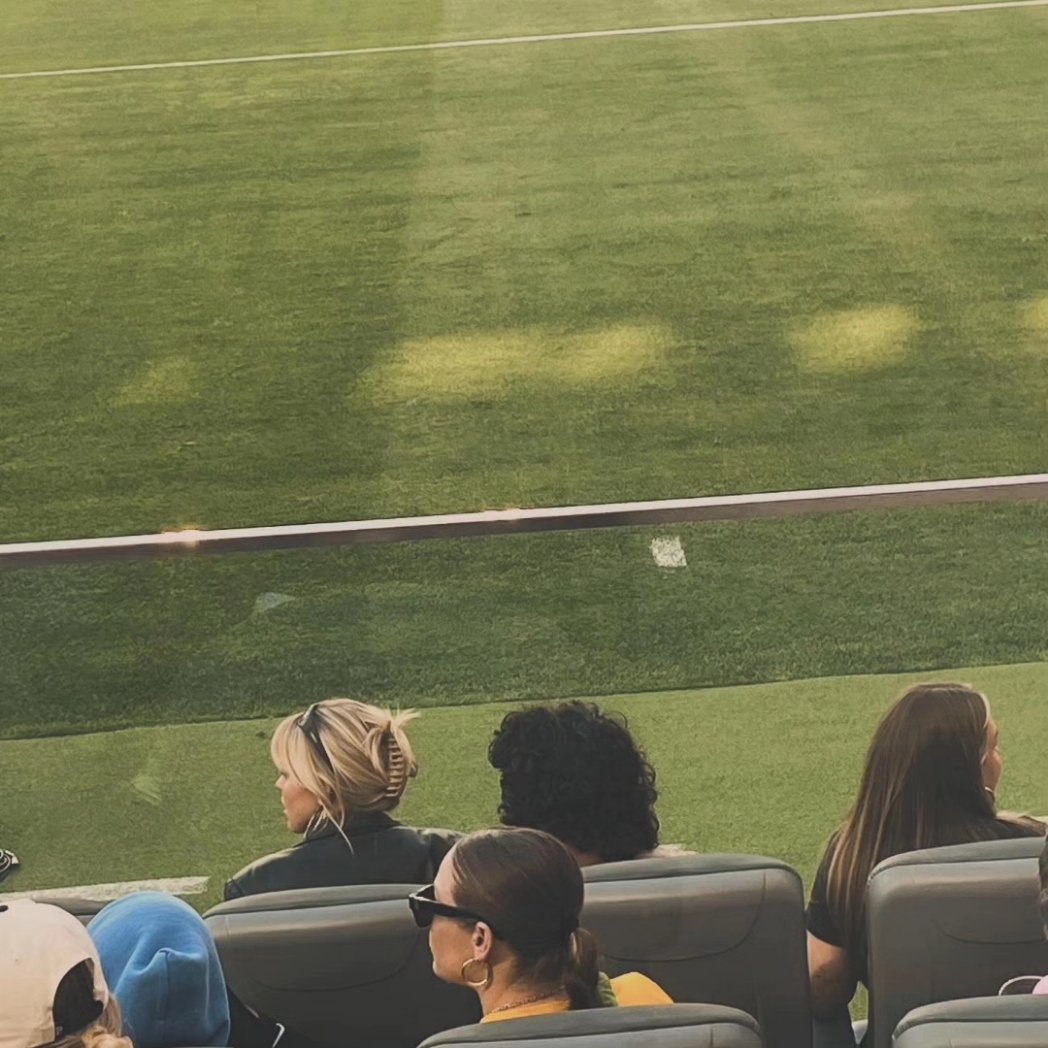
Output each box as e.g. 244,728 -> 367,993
2,1 -> 1046,82
651,536 -> 688,568
130,771 -> 163,806
254,591 -> 295,614
1,876 -> 210,902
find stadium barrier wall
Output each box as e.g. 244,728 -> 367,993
2,473 -> 1048,567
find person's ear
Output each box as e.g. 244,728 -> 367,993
472,922 -> 495,961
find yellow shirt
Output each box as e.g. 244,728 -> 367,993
608,972 -> 673,1007
482,999 -> 572,1024
481,974 -> 672,1023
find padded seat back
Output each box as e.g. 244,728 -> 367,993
204,885 -> 479,1048
867,838 -> 1048,1048
205,856 -> 807,1048
419,1003 -> 763,1048
892,995 -> 1048,1048
582,855 -> 810,1048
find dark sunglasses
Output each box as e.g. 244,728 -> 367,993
297,703 -> 334,771
408,883 -> 502,937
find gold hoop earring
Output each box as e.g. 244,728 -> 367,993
461,958 -> 493,990
984,785 -> 997,804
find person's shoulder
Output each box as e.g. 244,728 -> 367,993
345,819 -> 462,882
991,814 -> 1046,839
372,821 -> 459,844
399,825 -> 462,867
224,823 -> 463,900
415,826 -> 462,849
638,843 -> 696,859
806,829 -> 842,937
610,972 -> 674,1006
813,829 -> 843,876
224,840 -> 318,899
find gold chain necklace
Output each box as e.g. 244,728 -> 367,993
487,988 -> 566,1015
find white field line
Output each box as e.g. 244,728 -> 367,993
1,876 -> 210,902
651,536 -> 688,568
2,0 -> 1047,82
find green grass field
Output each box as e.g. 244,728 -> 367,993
3,1 -> 1048,543
2,0 -> 1048,740
1,0 -> 1047,907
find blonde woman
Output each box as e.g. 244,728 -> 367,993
225,698 -> 460,898
0,899 -> 132,1048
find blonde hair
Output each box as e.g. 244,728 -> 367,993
271,699 -> 419,833
47,998 -> 131,1048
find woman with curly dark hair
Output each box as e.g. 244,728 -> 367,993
488,701 -> 663,865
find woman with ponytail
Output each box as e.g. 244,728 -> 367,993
226,698 -> 460,898
411,828 -> 671,1023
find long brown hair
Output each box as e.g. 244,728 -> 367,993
827,682 -> 1041,955
450,828 -> 602,1009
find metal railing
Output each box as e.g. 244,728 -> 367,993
3,472 -> 1047,567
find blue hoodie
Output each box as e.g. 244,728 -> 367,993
89,892 -> 231,1048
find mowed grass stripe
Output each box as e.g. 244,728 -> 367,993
4,1 -> 1048,81
377,15 -> 1048,517
2,663 -> 1045,911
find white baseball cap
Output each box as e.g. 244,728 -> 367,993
0,899 -> 110,1048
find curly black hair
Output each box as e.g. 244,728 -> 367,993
488,701 -> 660,863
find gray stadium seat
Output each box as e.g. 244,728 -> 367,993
204,884 -> 480,1048
582,855 -> 810,1048
892,995 -> 1048,1048
418,1003 -> 763,1048
204,855 -> 808,1048
866,838 -> 1048,1048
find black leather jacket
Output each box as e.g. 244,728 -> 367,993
224,810 -> 460,900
